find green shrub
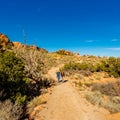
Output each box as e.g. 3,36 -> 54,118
56,49 -> 73,55
0,51 -> 28,103
62,57 -> 120,78
100,57 -> 120,77
63,62 -> 95,71
11,93 -> 27,105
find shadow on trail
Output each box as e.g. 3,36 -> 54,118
62,80 -> 68,83
55,80 -> 68,86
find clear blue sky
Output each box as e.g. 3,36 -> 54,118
1,0 -> 120,57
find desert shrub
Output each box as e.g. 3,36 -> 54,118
63,57 -> 120,78
63,62 -> 95,71
92,80 -> 120,97
0,51 -> 28,103
102,96 -> 120,113
99,57 -> 120,77
76,74 -> 84,80
56,49 -> 73,55
112,96 -> 120,104
14,47 -> 53,80
84,81 -> 92,87
43,78 -> 51,88
77,81 -> 83,87
95,73 -> 101,80
85,91 -> 103,105
0,99 -> 23,120
0,51 -> 24,82
62,62 -> 95,78
86,80 -> 120,113
85,91 -> 120,113
79,70 -> 92,76
27,96 -> 47,114
11,93 -> 27,105
62,62 -> 76,70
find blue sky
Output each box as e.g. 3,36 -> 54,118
1,0 -> 120,57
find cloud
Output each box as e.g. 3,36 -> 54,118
84,40 -> 100,43
111,39 -> 119,42
106,48 -> 120,51
85,40 -> 94,43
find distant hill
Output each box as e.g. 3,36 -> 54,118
0,33 -> 48,53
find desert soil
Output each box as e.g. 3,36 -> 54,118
39,66 -> 110,120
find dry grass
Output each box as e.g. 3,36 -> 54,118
85,91 -> 103,106
0,100 -> 23,120
27,96 -> 47,114
102,96 -> 120,113
95,73 -> 101,80
72,72 -> 120,113
92,80 -> 120,96
85,91 -> 120,113
84,79 -> 120,113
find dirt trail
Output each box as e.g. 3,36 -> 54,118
40,66 -> 109,120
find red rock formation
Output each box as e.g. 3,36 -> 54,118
0,33 -> 10,46
0,33 -> 48,53
12,42 -> 23,47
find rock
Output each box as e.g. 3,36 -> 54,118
0,33 -> 10,46
12,42 -> 23,47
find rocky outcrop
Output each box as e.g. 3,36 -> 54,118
0,33 -> 48,53
56,49 -> 74,56
0,33 -> 10,46
12,42 -> 23,47
13,42 -> 48,53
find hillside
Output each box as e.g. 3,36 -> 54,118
0,33 -> 120,120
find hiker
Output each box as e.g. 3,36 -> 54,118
61,71 -> 65,82
56,71 -> 61,82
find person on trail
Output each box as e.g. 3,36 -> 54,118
61,71 -> 65,82
56,71 -> 61,82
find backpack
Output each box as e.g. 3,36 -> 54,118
61,72 -> 65,76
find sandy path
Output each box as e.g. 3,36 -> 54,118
40,66 -> 109,120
